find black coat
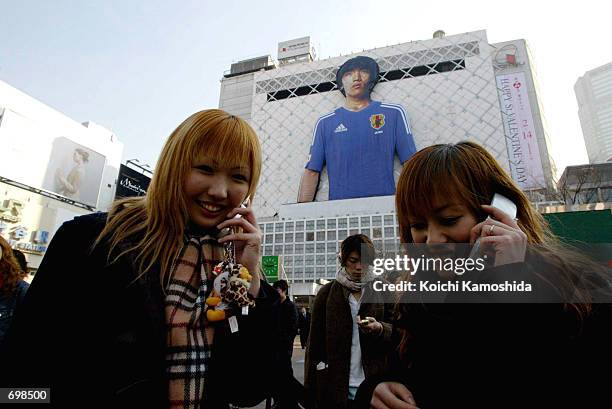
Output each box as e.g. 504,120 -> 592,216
0,213 -> 281,408
355,262 -> 612,408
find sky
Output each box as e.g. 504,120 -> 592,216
1,0 -> 610,177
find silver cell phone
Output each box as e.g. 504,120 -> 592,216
467,193 -> 517,262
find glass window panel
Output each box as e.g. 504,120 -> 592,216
349,217 -> 359,228
265,234 -> 273,244
306,232 -> 315,241
316,243 -> 325,253
275,233 -> 283,243
327,219 -> 336,229
349,229 -> 358,236
285,232 -> 294,242
274,245 -> 283,254
372,216 -> 382,227
264,245 -> 273,255
295,243 -> 304,253
295,232 -> 304,242
384,227 -> 395,237
306,220 -> 315,230
338,229 -> 347,240
284,244 -> 294,254
275,223 -> 284,232
316,220 -> 325,229
384,215 -> 395,225
327,231 -> 336,241
373,228 -> 382,238
296,221 -> 304,230
360,217 -> 370,227
305,243 -> 315,253
285,222 -> 294,232
316,231 -> 325,241
338,218 -> 347,228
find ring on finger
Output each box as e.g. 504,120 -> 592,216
488,224 -> 495,235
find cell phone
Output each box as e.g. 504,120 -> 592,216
467,193 -> 517,263
358,317 -> 373,325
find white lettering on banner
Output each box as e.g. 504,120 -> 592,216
496,73 -> 545,189
119,177 -> 147,195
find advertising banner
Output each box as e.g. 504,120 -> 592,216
496,72 -> 545,190
41,137 -> 106,207
115,164 -> 151,199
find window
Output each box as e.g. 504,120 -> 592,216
384,227 -> 395,237
285,232 -> 294,242
295,243 -> 304,253
275,223 -> 284,232
327,231 -> 336,241
316,243 -> 325,253
338,218 -> 347,228
265,224 -> 273,233
349,217 -> 359,228
327,242 -> 337,252
306,232 -> 315,241
349,229 -> 359,236
372,216 -> 382,227
316,231 -> 325,241
306,220 -> 315,230
316,255 -> 326,265
275,233 -> 283,243
327,219 -> 337,229
316,220 -> 325,229
264,245 -> 273,255
327,254 -> 337,264
373,228 -> 382,238
384,215 -> 395,225
305,243 -> 315,253
296,221 -> 304,230
361,228 -> 371,237
285,222 -> 294,232
295,232 -> 304,242
305,254 -> 315,264
265,234 -> 273,244
338,229 -> 347,240
360,216 -> 370,227
284,244 -> 294,254
274,245 -> 283,254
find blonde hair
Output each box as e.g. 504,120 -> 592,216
95,109 -> 262,287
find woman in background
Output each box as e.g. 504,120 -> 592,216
0,237 -> 29,346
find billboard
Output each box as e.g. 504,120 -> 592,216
496,72 -> 545,190
115,164 -> 151,199
41,137 -> 106,207
278,36 -> 312,60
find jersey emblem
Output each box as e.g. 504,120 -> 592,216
370,114 -> 385,130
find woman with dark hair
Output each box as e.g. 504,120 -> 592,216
362,142 -> 611,408
305,234 -> 395,409
0,237 -> 29,346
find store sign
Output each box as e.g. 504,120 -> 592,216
0,199 -> 24,223
115,164 -> 151,199
496,72 -> 545,190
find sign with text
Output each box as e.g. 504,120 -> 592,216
115,164 -> 151,199
496,72 -> 545,190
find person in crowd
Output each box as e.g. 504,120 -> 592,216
358,141 -> 612,409
305,234 -> 394,409
298,306 -> 310,349
0,237 -> 29,346
272,279 -> 299,409
11,249 -> 29,280
0,109 -> 281,408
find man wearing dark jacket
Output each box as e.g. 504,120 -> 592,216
273,280 -> 299,408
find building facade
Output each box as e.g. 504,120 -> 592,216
0,80 -> 123,269
575,61 -> 612,164
219,30 -> 556,295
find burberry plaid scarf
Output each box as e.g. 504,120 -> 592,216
165,233 -> 224,408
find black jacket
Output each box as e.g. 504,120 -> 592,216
0,213 -> 280,408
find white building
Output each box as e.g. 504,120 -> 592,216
575,61 -> 612,164
218,30 -> 555,295
0,80 -> 123,269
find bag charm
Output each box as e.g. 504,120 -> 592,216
205,227 -> 254,323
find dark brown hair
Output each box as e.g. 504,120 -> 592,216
0,236 -> 23,296
340,234 -> 376,266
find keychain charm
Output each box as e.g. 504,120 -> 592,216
205,227 -> 254,323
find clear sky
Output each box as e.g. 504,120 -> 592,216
1,0 -> 610,176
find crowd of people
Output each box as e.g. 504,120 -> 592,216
0,109 -> 610,409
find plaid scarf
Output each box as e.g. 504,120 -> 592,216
165,233 -> 224,409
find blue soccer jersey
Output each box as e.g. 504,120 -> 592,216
306,100 -> 416,200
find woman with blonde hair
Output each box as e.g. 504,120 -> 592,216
1,110 -> 280,408
360,141 -> 611,408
